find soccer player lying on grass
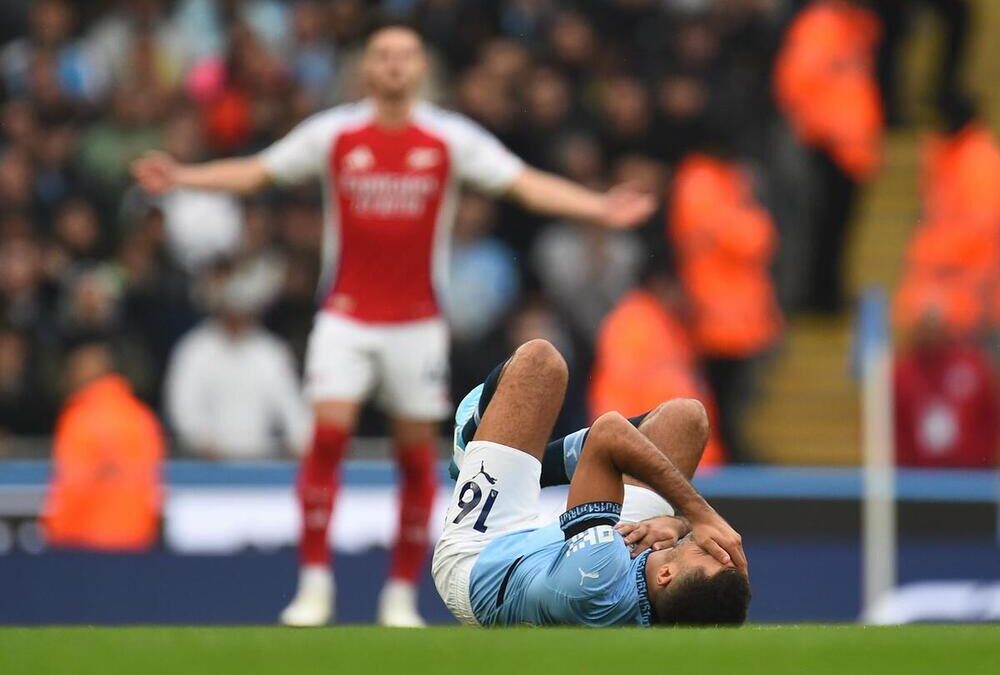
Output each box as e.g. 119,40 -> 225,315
432,339 -> 750,627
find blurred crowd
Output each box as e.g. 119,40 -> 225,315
0,0 -> 996,467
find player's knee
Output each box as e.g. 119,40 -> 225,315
514,339 -> 568,385
589,411 -> 632,447
659,398 -> 710,446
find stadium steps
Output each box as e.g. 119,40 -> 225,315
744,0 -> 1000,465
746,132 -> 920,466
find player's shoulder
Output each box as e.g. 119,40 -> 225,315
556,524 -> 632,595
173,321 -> 217,352
296,99 -> 376,135
412,101 -> 492,142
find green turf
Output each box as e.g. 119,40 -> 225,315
1,625 -> 998,675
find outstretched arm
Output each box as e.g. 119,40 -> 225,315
504,167 -> 655,229
131,151 -> 271,195
568,412 -> 746,570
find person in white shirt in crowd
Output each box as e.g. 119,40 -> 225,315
165,257 -> 311,460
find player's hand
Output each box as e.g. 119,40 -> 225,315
616,516 -> 691,558
686,507 -> 747,572
131,151 -> 180,194
595,182 -> 655,229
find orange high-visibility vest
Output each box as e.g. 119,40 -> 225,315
669,155 -> 783,358
922,122 -> 1000,228
44,375 -> 164,551
590,290 -> 724,469
774,0 -> 883,180
894,124 -> 1000,333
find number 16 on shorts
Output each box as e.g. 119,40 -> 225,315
452,480 -> 499,533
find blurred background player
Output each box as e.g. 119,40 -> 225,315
131,22 -> 654,626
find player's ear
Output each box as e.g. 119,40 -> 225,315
655,563 -> 673,589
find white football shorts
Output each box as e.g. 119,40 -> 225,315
303,312 -> 450,420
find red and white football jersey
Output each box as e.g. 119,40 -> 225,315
261,100 -> 524,323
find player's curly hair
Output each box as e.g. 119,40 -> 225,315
653,568 -> 751,626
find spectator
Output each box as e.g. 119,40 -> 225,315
589,265 -> 725,470
0,234 -> 54,337
875,0 -> 971,126
532,220 -> 642,344
76,84 -> 164,198
446,193 -> 520,402
164,259 -> 310,460
894,310 -> 999,468
286,0 -> 337,107
1,0 -> 95,101
669,151 -> 783,462
0,323 -> 54,441
43,333 -> 164,550
446,193 -> 519,343
921,97 -> 1000,228
894,98 -> 1000,336
774,0 -> 884,313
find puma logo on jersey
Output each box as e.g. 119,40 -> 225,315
473,461 -> 497,485
343,145 -> 374,171
579,568 -> 600,586
406,147 -> 442,169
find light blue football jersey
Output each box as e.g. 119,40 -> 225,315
467,502 -> 654,627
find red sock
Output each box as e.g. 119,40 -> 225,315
389,442 -> 438,583
296,424 -> 350,567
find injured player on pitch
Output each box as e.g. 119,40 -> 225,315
432,339 -> 750,627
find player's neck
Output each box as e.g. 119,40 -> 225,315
373,97 -> 415,129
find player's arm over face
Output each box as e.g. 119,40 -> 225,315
568,412 -> 747,571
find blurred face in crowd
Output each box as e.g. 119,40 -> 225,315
55,200 -> 100,257
163,110 -> 204,163
674,21 -> 719,70
2,101 -> 37,148
454,193 -> 497,244
70,273 -> 118,328
0,237 -> 42,298
0,148 -> 34,205
613,155 -> 667,199
0,329 -> 27,386
31,0 -> 74,47
457,67 -> 514,130
911,309 -> 950,358
601,77 -> 650,136
480,40 -> 529,84
557,134 -> 603,186
64,343 -> 114,394
293,0 -> 327,45
548,12 -> 595,68
362,27 -> 427,103
658,76 -> 707,121
526,68 -> 571,128
37,125 -> 77,169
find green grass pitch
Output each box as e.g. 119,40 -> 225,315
1,625 -> 998,675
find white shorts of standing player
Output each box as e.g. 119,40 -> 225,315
304,312 -> 451,419
281,312 -> 451,628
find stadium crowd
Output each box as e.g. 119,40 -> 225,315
0,0 -> 996,467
